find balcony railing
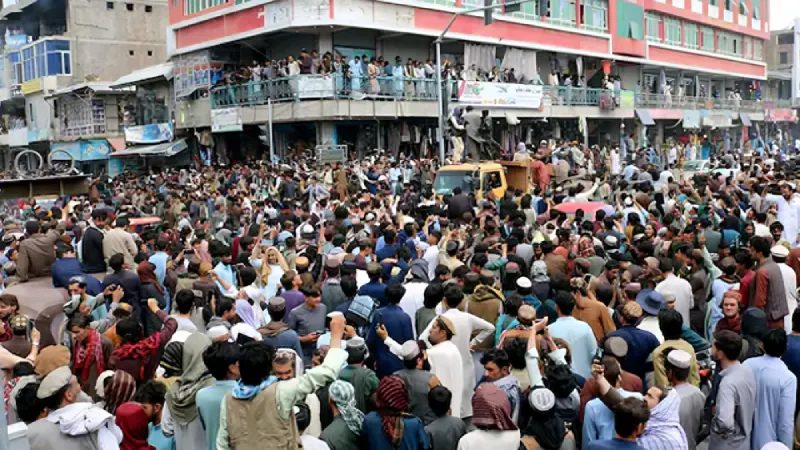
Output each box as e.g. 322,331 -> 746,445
634,93 -> 791,112
210,75 -> 628,110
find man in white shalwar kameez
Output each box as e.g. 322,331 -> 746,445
419,286 -> 494,419
764,183 -> 800,247
379,315 -> 465,418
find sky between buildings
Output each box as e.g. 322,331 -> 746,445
771,0 -> 800,31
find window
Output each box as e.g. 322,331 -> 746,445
58,98 -> 106,137
738,0 -> 745,14
549,0 -> 577,26
754,40 -> 762,60
701,26 -> 714,51
685,23 -> 698,49
20,39 -> 72,81
22,47 -> 34,81
780,52 -> 788,64
752,0 -> 760,18
732,34 -> 740,56
145,5 -> 152,11
185,0 -> 226,15
778,34 -> 793,45
8,51 -> 21,85
724,0 -> 732,10
744,36 -> 752,58
664,17 -> 681,44
616,0 -> 644,39
106,2 -> 113,8
510,0 -> 544,22
129,50 -> 134,56
709,0 -> 717,5
582,0 -> 608,31
125,2 -> 133,10
147,50 -> 153,56
646,12 -> 661,41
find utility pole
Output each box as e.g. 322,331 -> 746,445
434,0 -> 530,163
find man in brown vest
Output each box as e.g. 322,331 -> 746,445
215,314 -> 348,449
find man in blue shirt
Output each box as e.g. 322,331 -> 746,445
588,396 -> 649,450
148,239 -> 171,311
196,341 -> 242,450
375,229 -> 398,262
366,283 -> 413,377
135,381 -> 176,450
583,358 -> 643,450
358,262 -> 387,306
213,246 -> 237,293
52,242 -> 103,295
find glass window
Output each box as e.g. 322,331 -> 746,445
646,13 -> 661,41
701,26 -> 714,51
685,23 -> 698,49
45,40 -> 70,52
752,0 -> 761,19
664,17 -> 681,45
753,40 -> 762,60
582,0 -> 608,31
511,0 -> 543,22
738,0 -> 745,14
709,0 -> 717,5
744,36 -> 752,58
724,0 -> 732,10
22,47 -> 34,81
46,53 -> 63,74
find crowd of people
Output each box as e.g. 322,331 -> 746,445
0,136 -> 799,450
210,48 -> 621,104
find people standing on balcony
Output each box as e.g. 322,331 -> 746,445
392,57 -> 403,97
310,50 -> 320,75
404,58 -> 415,98
414,62 -> 425,97
350,56 -> 362,92
287,56 -> 300,76
299,49 -> 312,75
368,58 -> 380,96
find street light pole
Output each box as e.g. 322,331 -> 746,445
434,0 -> 531,163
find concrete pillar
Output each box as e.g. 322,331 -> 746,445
656,121 -> 664,148
317,121 -> 336,146
318,31 -> 333,56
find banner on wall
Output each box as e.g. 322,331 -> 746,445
124,123 -> 174,144
50,140 -> 112,161
457,81 -> 544,109
211,107 -> 243,133
619,91 -> 635,109
765,108 -> 797,122
296,75 -> 336,99
8,128 -> 28,147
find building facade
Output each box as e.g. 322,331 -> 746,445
161,0 -> 793,160
0,0 -> 168,171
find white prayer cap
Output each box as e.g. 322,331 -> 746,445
516,277 -> 532,289
400,341 -> 421,361
771,246 -> 789,258
206,326 -> 230,341
666,349 -> 692,370
528,387 -> 555,412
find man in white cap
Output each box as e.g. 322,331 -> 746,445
771,245 -> 798,333
379,315 -> 464,418
663,348 -> 705,450
28,366 -> 122,450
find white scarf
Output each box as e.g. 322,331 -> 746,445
47,402 -> 122,450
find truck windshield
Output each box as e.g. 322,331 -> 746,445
434,171 -> 474,194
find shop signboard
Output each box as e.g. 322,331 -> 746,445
458,81 -> 543,109
124,123 -> 174,144
211,107 -> 243,133
765,108 -> 797,122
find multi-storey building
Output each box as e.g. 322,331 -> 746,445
0,0 -> 168,171
164,0 -> 794,159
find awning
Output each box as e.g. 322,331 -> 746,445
635,109 -> 655,126
740,113 -> 752,127
110,139 -> 187,158
47,82 -> 134,99
111,62 -> 174,88
0,0 -> 37,18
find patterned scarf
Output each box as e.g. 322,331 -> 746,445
111,332 -> 162,380
375,375 -> 410,447
232,375 -> 278,400
73,329 -> 104,381
329,380 -> 365,435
